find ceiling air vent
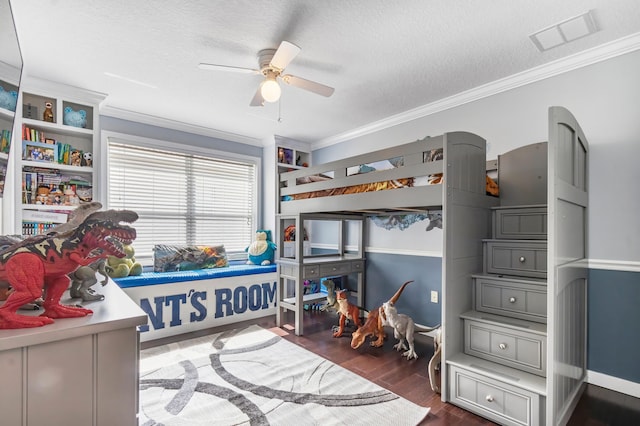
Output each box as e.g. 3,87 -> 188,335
530,10 -> 599,52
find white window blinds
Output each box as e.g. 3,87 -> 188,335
107,141 -> 256,266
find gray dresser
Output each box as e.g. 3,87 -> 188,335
448,204 -> 548,426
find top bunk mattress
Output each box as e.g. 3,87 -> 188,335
278,131 -> 496,215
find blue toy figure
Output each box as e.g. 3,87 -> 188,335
0,86 -> 18,112
63,106 -> 87,128
245,229 -> 277,265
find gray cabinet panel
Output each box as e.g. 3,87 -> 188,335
464,317 -> 547,377
494,207 -> 547,240
449,364 -> 541,426
96,328 -> 140,426
0,348 -> 23,425
473,275 -> 547,323
485,240 -> 547,278
27,335 -> 94,426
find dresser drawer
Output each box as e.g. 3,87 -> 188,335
474,276 -> 547,323
464,318 -> 547,376
449,365 -> 543,426
493,207 -> 547,240
484,240 -> 547,278
319,262 -> 351,276
302,265 -> 319,278
351,260 -> 364,272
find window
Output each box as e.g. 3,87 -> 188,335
107,136 -> 257,266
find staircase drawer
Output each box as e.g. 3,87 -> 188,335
449,365 -> 543,426
474,276 -> 547,323
464,318 -> 547,376
484,240 -> 547,279
493,207 -> 547,240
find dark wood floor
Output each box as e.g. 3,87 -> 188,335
143,309 -> 640,425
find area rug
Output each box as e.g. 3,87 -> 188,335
139,325 -> 430,425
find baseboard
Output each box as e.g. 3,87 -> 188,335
587,370 -> 640,398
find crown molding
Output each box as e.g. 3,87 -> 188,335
21,74 -> 107,105
101,105 -> 263,147
313,32 -> 640,149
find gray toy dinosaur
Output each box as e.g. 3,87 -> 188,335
381,299 -> 440,360
320,279 -> 339,312
68,259 -> 110,301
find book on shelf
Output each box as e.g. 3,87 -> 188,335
22,167 -> 92,206
21,124 -> 90,167
1,129 -> 11,153
22,210 -> 69,236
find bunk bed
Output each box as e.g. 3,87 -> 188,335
275,107 -> 588,426
275,131 -> 498,336
278,131 -> 493,216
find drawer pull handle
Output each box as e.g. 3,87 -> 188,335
486,395 -> 494,402
519,256 -> 526,263
499,343 -> 507,350
509,297 -> 517,303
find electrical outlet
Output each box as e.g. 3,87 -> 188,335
430,290 -> 438,303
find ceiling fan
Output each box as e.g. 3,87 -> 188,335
198,41 -> 334,107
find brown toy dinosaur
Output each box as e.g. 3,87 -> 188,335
332,289 -> 363,337
350,280 -> 413,349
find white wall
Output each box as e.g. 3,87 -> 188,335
314,49 -> 640,265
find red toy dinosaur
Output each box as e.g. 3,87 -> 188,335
332,289 -> 363,337
350,280 -> 413,349
0,208 -> 138,329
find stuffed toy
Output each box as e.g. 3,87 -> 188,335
106,244 -> 143,278
63,106 -> 87,128
245,230 -> 276,265
0,86 -> 17,111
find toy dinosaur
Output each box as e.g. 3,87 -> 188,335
0,208 -> 138,329
68,258 -> 110,301
350,280 -> 412,349
381,299 -> 440,360
320,279 -> 338,312
428,327 -> 442,393
332,289 -> 363,337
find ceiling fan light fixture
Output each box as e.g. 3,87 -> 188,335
260,77 -> 281,103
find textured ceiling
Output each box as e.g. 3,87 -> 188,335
9,0 -> 640,146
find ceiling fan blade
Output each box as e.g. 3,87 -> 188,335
250,87 -> 265,107
198,63 -> 259,74
269,41 -> 301,71
281,74 -> 335,97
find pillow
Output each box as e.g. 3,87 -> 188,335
153,244 -> 228,272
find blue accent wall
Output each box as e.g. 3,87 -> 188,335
364,252 -> 441,327
588,269 -> 640,383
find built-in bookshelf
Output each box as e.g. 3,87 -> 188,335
276,144 -> 310,172
13,81 -> 105,236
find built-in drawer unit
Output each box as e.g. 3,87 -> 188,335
484,240 -> 547,279
448,362 -> 544,426
462,311 -> 547,377
493,206 -> 547,240
319,261 -> 352,276
473,275 -> 547,323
